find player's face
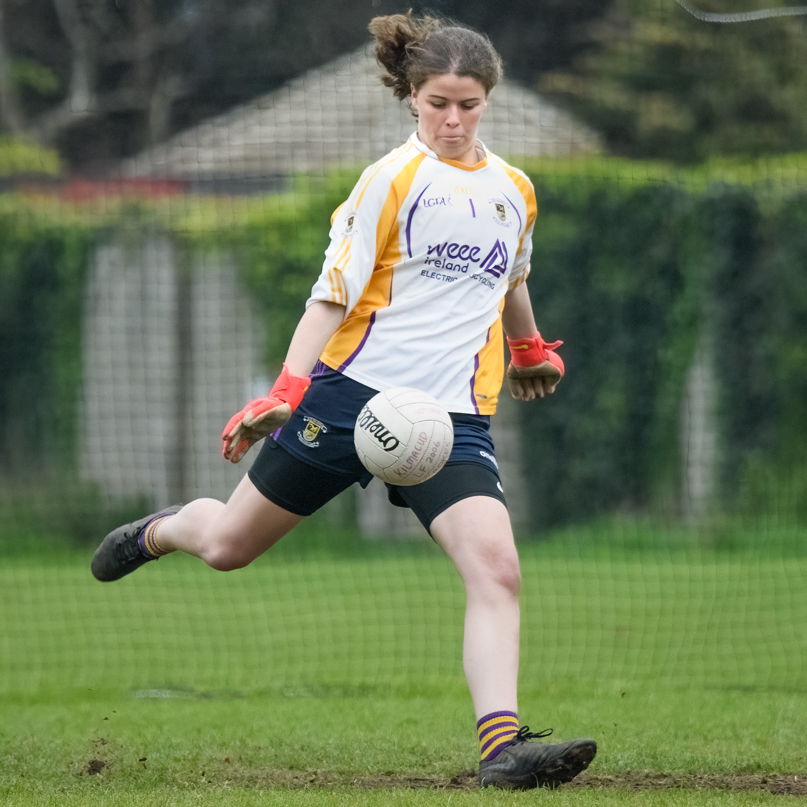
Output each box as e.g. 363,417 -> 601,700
410,74 -> 488,166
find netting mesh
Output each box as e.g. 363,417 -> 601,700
1,0 -> 806,700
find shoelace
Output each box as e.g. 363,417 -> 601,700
512,726 -> 553,744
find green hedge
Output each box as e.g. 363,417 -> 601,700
0,213 -> 90,470
520,178 -> 807,529
2,156 -> 807,537
521,182 -> 699,525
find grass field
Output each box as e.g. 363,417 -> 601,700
1,519 -> 806,805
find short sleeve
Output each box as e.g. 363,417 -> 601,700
506,171 -> 538,290
307,164 -> 395,315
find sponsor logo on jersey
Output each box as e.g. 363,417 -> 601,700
357,407 -> 401,452
423,239 -> 509,282
479,450 -> 499,469
495,202 -> 506,221
427,242 -> 481,262
298,416 -> 327,448
420,270 -> 458,283
479,240 -> 508,278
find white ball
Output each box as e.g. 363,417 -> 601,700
354,387 -> 454,486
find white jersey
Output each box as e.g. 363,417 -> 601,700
308,133 -> 537,415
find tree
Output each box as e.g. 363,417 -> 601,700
539,0 -> 807,162
0,0 -> 284,167
0,0 -> 613,170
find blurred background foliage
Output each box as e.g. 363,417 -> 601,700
523,178 -> 807,530
0,0 -> 613,171
1,0 -> 806,542
2,0 -> 807,169
540,0 -> 807,162
2,157 -> 807,537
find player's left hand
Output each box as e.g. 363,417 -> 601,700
506,332 -> 564,402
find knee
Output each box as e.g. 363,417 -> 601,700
473,546 -> 521,598
200,534 -> 253,572
492,552 -> 521,597
204,551 -> 251,572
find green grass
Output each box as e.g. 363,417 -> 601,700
1,523 -> 805,805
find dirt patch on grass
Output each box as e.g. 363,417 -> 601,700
84,758 -> 107,776
74,736 -> 116,778
574,772 -> 807,797
220,766 -> 806,795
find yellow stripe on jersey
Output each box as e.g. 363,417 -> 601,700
494,158 -> 538,288
321,152 -> 425,369
471,301 -> 506,415
354,142 -> 413,210
495,160 -> 538,238
328,238 -> 353,304
330,202 -> 345,226
328,267 -> 348,305
322,144 -> 416,310
499,160 -> 538,238
437,153 -> 489,172
321,260 -> 394,371
374,152 -> 425,266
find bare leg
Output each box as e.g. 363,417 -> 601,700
430,496 -> 521,720
157,474 -> 304,571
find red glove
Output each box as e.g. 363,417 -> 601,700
506,332 -> 564,401
221,364 -> 311,463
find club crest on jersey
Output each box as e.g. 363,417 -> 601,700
489,198 -> 514,228
342,213 -> 357,237
298,416 -> 327,448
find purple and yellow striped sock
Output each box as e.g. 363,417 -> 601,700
138,514 -> 174,559
478,710 -> 519,761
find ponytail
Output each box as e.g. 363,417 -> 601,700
369,11 -> 502,101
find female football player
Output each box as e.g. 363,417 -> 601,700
91,12 -> 596,789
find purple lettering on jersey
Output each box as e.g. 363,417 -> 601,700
501,192 -> 522,232
406,183 -> 432,258
338,310 -> 377,372
426,242 -> 483,262
427,242 -> 448,258
469,199 -> 476,218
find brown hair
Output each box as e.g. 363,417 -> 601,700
368,11 -> 503,102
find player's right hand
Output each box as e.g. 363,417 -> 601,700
221,364 -> 311,463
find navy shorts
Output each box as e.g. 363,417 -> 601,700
247,365 -> 506,531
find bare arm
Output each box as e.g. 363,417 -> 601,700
501,282 -> 562,401
221,301 -> 346,463
501,282 -> 537,339
284,301 -> 346,376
